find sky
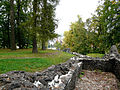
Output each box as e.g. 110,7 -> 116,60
55,0 -> 99,37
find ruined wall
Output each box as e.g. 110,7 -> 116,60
0,57 -> 82,90
72,45 -> 120,82
0,45 -> 120,90
109,45 -> 120,81
72,53 -> 112,72
114,59 -> 120,81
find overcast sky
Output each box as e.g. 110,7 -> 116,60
55,0 -> 99,36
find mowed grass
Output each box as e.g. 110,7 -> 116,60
0,49 -> 58,59
87,53 -> 104,58
0,49 -> 74,74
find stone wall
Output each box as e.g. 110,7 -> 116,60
0,45 -> 120,90
72,53 -> 112,72
72,45 -> 120,82
0,57 -> 82,90
114,59 -> 120,81
109,45 -> 120,81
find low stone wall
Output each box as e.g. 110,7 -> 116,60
0,45 -> 120,90
0,57 -> 82,90
114,59 -> 120,81
72,53 -> 112,72
105,45 -> 120,82
72,45 -> 120,82
109,45 -> 120,81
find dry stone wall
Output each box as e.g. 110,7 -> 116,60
0,57 -> 82,90
0,45 -> 120,90
109,45 -> 120,81
72,45 -> 120,82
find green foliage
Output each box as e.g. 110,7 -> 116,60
54,40 -> 62,49
79,72 -> 84,78
63,0 -> 120,54
81,72 -> 84,75
39,0 -> 59,50
0,0 -> 32,49
63,16 -> 97,54
0,0 -> 11,48
0,0 -> 59,51
93,0 -> 120,52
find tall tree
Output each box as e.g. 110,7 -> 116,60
0,0 -> 59,51
63,16 -> 91,54
17,0 -> 22,49
0,1 -> 11,48
10,0 -> 16,50
17,0 -> 33,49
95,0 -> 120,52
32,0 -> 38,53
40,0 -> 59,50
41,0 -> 47,50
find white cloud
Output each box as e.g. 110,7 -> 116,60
55,0 -> 99,36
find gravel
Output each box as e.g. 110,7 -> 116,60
75,70 -> 119,90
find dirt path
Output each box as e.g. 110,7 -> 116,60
5,52 -> 60,59
75,70 -> 119,90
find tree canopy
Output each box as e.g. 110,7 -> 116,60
0,0 -> 59,52
63,0 -> 120,54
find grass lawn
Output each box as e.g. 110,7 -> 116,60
0,49 -> 74,74
87,53 -> 104,58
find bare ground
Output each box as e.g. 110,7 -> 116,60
11,52 -> 60,59
75,70 -> 119,90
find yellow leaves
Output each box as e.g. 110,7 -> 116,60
112,1 -> 115,4
111,0 -> 117,4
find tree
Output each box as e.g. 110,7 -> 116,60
54,40 -> 62,49
0,0 -> 59,51
10,0 -> 16,50
63,31 -> 73,49
95,0 -> 120,52
0,0 -> 11,48
40,0 -> 59,50
0,0 -> 32,49
32,0 -> 38,53
16,0 -> 23,49
17,0 -> 33,49
63,16 -> 92,54
84,0 -> 120,53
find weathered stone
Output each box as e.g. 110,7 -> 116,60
62,48 -> 71,53
0,45 -> 120,90
109,45 -> 119,54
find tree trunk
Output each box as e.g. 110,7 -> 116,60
32,36 -> 38,53
17,0 -> 22,49
41,0 -> 47,50
10,0 -> 16,50
32,0 -> 38,53
42,40 -> 46,50
2,29 -> 5,48
7,13 -> 10,49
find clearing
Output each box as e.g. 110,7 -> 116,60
0,49 -> 74,74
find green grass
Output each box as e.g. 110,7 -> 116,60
0,49 -> 74,74
87,53 -> 104,58
0,49 -> 58,59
